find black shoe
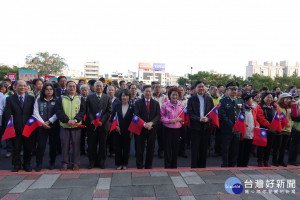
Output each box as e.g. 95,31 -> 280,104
272,162 -> 279,167
88,162 -> 95,169
35,165 -> 41,172
158,152 -> 164,159
145,166 -> 152,169
179,153 -> 188,158
48,163 -> 55,170
288,162 -> 299,166
99,164 -> 105,169
278,162 -> 287,167
23,166 -> 32,172
11,166 -> 21,172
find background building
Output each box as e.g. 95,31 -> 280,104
84,60 -> 99,80
246,60 -> 300,78
138,62 -> 166,85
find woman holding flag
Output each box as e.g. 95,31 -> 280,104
256,92 -> 282,167
160,87 -> 184,168
33,83 -> 59,171
110,89 -> 134,170
272,93 -> 292,167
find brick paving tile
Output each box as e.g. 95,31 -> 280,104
24,174 -> 41,180
217,194 -> 242,200
132,172 -> 150,177
257,170 -> 278,175
93,190 -> 110,198
133,197 -> 156,200
99,173 -> 113,178
168,171 -> 181,176
176,187 -> 193,196
196,171 -> 215,176
0,176 -> 7,181
59,173 -> 80,179
1,193 -> 21,200
230,169 -> 243,175
288,169 -> 300,174
295,191 -> 300,197
180,196 -> 196,200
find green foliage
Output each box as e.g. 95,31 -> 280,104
181,71 -> 300,92
0,65 -> 29,80
177,77 -> 189,86
25,52 -> 68,76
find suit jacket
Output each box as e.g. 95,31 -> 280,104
86,93 -> 112,131
111,102 -> 134,134
3,93 -> 35,134
54,87 -> 66,97
134,97 -> 160,130
187,94 -> 214,131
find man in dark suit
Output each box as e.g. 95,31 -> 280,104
134,85 -> 160,169
187,81 -> 214,168
54,76 -> 67,96
4,80 -> 35,172
86,81 -> 112,169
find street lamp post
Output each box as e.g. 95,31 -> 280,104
191,67 -> 193,75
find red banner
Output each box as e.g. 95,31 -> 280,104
7,73 -> 16,81
44,75 -> 55,82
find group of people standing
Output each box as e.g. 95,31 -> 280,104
0,76 -> 300,172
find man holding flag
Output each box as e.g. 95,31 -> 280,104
134,85 -> 160,169
219,81 -> 245,167
55,81 -> 86,171
3,80 -> 35,172
187,81 -> 214,168
86,81 -> 111,169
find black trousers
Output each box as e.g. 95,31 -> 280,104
114,130 -> 131,166
191,128 -> 210,168
272,133 -> 290,163
221,132 -> 240,167
107,129 -> 115,155
87,124 -> 107,167
12,133 -> 32,167
164,127 -> 180,168
214,126 -> 222,155
257,131 -> 274,162
186,127 -> 191,148
157,122 -> 164,153
237,139 -> 253,167
178,126 -> 187,155
80,127 -> 87,154
288,128 -> 300,163
36,127 -> 59,166
135,129 -> 156,169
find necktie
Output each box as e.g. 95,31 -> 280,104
19,96 -> 24,108
98,95 -> 101,101
146,100 -> 150,112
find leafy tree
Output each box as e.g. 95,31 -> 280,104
25,52 -> 68,76
177,77 -> 189,86
0,65 -> 29,80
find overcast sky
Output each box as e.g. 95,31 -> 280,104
1,0 -> 299,78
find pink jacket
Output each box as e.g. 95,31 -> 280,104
160,100 -> 185,129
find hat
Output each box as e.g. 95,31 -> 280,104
278,93 -> 292,101
243,83 -> 252,87
238,88 -> 243,92
191,85 -> 196,90
242,93 -> 255,101
226,81 -> 239,89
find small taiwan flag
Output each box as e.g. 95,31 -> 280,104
128,115 -> 145,135
233,112 -> 246,140
109,113 -> 119,134
280,112 -> 289,128
253,127 -> 267,147
2,116 -> 16,141
182,107 -> 190,127
93,111 -> 102,128
270,111 -> 282,132
208,106 -> 219,128
22,116 -> 43,137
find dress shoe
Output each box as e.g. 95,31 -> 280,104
99,164 -> 105,169
258,161 -> 264,167
88,162 -> 95,169
145,166 -> 152,169
73,165 -> 80,171
288,162 -> 299,166
278,162 -> 287,167
23,166 -> 32,172
11,166 -> 21,172
123,166 -> 127,170
272,162 -> 279,167
264,161 -> 271,167
48,163 -> 55,170
5,152 -> 12,158
60,166 -> 68,171
35,165 -> 42,172
158,152 -> 164,159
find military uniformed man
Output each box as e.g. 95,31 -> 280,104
219,81 -> 245,167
